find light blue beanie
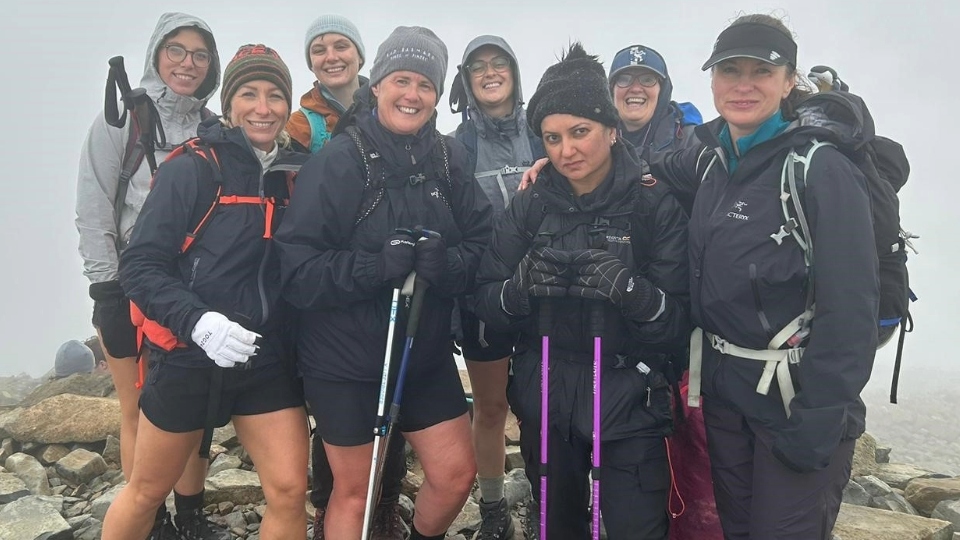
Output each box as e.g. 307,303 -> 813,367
55,340 -> 95,378
304,15 -> 365,69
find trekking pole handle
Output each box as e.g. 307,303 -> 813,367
589,302 -> 604,338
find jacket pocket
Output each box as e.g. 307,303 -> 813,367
643,369 -> 675,436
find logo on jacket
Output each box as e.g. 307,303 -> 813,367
430,187 -> 441,199
606,234 -> 631,245
727,200 -> 750,221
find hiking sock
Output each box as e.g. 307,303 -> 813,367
174,490 -> 205,514
409,525 -> 445,540
477,474 -> 505,504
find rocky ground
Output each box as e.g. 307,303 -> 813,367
0,371 -> 958,539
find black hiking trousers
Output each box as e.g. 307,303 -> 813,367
519,422 -> 669,540
704,397 -> 855,540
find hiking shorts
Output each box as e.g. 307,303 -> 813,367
92,297 -> 139,359
140,360 -> 304,433
458,308 -> 517,362
304,360 -> 468,446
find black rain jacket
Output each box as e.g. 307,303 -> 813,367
274,108 -> 493,382
474,141 -> 690,441
120,118 -> 307,368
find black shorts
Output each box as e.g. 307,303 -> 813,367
304,360 -> 468,447
140,361 -> 304,433
458,309 -> 517,362
92,297 -> 139,359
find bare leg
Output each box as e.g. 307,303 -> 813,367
465,358 -> 511,487
324,441 -> 375,539
233,407 -> 309,540
404,413 -> 476,535
101,412 -> 200,539
99,328 -> 141,480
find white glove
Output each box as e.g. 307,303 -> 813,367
190,312 -> 260,368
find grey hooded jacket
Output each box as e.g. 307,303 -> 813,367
450,36 -> 544,215
76,12 -> 220,284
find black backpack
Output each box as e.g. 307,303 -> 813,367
777,91 -> 916,403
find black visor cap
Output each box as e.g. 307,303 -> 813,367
702,22 -> 798,71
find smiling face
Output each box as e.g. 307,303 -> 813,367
711,57 -> 795,141
228,80 -> 290,151
467,45 -> 515,118
372,71 -> 437,136
612,67 -> 661,132
540,114 -> 616,195
156,28 -> 211,97
308,33 -> 361,91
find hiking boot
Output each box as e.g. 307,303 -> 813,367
372,500 -> 407,540
173,508 -> 233,540
520,500 -> 539,540
474,498 -> 515,540
312,506 -> 325,540
148,510 -> 178,540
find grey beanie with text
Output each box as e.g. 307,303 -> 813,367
369,26 -> 448,100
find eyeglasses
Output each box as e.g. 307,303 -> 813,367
163,44 -> 212,68
467,56 -> 511,76
613,72 -> 660,88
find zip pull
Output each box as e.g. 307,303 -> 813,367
646,387 -> 652,407
406,143 -> 416,165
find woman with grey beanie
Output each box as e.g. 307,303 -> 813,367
275,26 -> 493,540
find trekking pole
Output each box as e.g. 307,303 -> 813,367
361,229 -> 439,539
590,302 -> 604,540
538,297 -> 552,540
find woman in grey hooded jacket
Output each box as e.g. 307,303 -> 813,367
448,35 -> 545,539
74,12 -> 228,539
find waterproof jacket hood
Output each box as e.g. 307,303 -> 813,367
76,12 -> 221,285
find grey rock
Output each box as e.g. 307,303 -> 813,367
224,511 -> 248,531
842,480 -> 872,507
38,444 -> 71,465
101,435 -> 121,465
55,448 -> 107,486
6,395 -> 120,444
873,492 -> 920,515
447,498 -> 480,537
856,475 -> 895,499
398,493 -> 415,522
0,495 -> 72,540
204,469 -> 264,505
834,502 -> 953,540
0,471 -> 30,503
90,482 -> 125,521
505,446 -> 525,472
212,422 -> 238,447
209,453 -> 243,477
75,519 -> 103,540
0,410 -> 22,442
4,452 -> 50,496
932,499 -> 960,529
18,373 -> 115,408
875,462 -> 939,490
504,467 -> 532,508
876,446 -> 892,464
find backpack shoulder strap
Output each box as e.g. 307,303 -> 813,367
347,125 -> 385,226
173,139 -> 223,253
113,119 -> 147,245
300,107 -> 331,154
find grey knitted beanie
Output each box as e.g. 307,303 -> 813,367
55,340 -> 95,378
369,26 -> 448,100
304,15 -> 365,69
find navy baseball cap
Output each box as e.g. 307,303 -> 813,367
701,22 -> 797,71
609,45 -> 668,82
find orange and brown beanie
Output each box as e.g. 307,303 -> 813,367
220,44 -> 293,114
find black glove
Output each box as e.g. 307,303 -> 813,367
567,249 -> 663,320
414,234 -> 446,288
377,233 -> 416,285
501,248 -> 570,317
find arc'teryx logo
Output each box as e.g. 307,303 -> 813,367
727,200 -> 750,221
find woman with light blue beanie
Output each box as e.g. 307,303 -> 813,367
286,14 -> 367,154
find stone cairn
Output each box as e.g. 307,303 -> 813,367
0,371 -> 957,540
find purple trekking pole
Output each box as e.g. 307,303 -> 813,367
538,298 -> 553,540
590,303 -> 604,539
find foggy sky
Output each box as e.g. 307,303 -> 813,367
2,0 -> 957,410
